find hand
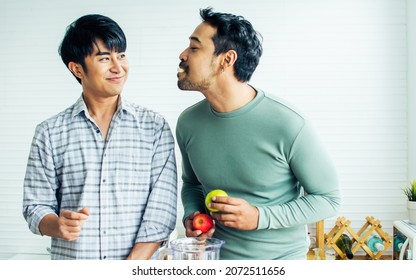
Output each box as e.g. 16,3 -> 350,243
184,211 -> 215,238
209,196 -> 259,230
57,208 -> 90,241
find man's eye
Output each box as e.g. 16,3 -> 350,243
99,57 -> 110,61
119,53 -> 126,59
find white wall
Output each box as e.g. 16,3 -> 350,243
408,0 -> 416,180
0,0 -> 412,259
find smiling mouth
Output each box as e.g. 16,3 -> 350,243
107,76 -> 124,82
177,67 -> 185,73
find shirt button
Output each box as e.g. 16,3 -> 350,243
102,179 -> 106,183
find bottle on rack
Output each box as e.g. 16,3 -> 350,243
394,232 -> 407,252
366,233 -> 385,253
335,234 -> 354,259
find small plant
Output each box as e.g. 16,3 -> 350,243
403,180 -> 416,201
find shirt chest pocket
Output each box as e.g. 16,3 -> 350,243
109,145 -> 153,190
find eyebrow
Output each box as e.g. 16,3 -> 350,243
95,51 -> 111,56
189,36 -> 202,44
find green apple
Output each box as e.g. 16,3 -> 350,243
205,189 -> 228,212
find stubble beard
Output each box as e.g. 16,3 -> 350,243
177,59 -> 219,92
177,77 -> 211,92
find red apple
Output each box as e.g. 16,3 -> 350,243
192,213 -> 214,233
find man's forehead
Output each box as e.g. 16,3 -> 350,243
190,22 -> 217,44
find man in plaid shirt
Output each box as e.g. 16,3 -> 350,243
23,14 -> 177,260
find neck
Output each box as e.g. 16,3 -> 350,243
204,82 -> 256,113
82,93 -> 119,140
82,93 -> 119,119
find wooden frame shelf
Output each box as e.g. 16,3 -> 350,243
310,216 -> 393,260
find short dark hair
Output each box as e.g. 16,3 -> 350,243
58,14 -> 127,84
200,7 -> 263,82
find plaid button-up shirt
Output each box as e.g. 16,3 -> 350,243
23,95 -> 177,259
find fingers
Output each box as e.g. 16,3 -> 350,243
58,209 -> 90,241
78,207 -> 90,216
211,195 -> 234,204
57,218 -> 83,241
61,209 -> 89,221
196,228 -> 215,240
207,196 -> 240,213
210,199 -> 259,231
184,211 -> 200,237
211,212 -> 235,224
60,230 -> 81,241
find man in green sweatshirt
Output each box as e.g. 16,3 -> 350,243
176,7 -> 341,259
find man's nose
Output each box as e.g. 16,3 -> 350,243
179,48 -> 188,61
110,59 -> 123,73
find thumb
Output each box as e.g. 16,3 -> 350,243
78,207 -> 90,217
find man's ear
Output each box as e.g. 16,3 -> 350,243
68,62 -> 84,79
220,50 -> 237,72
221,50 -> 237,70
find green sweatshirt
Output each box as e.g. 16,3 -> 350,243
176,88 -> 341,259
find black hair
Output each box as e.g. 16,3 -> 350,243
58,14 -> 127,84
200,7 -> 263,82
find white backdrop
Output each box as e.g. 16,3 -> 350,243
0,0 -> 414,259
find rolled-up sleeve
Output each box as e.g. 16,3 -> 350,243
23,124 -> 59,235
136,118 -> 177,242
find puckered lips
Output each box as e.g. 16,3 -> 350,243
177,62 -> 188,77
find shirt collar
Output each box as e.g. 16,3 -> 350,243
117,96 -> 136,116
71,94 -> 136,119
71,95 -> 88,119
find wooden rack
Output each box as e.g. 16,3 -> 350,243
324,216 -> 392,260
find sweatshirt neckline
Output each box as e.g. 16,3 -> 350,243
210,88 -> 264,118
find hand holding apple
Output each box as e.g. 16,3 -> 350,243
184,211 -> 215,238
205,189 -> 228,212
192,213 -> 214,233
209,196 -> 259,231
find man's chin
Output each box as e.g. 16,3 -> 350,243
177,81 -> 192,91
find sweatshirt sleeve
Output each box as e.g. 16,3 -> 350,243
257,121 -> 341,229
176,123 -> 206,224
